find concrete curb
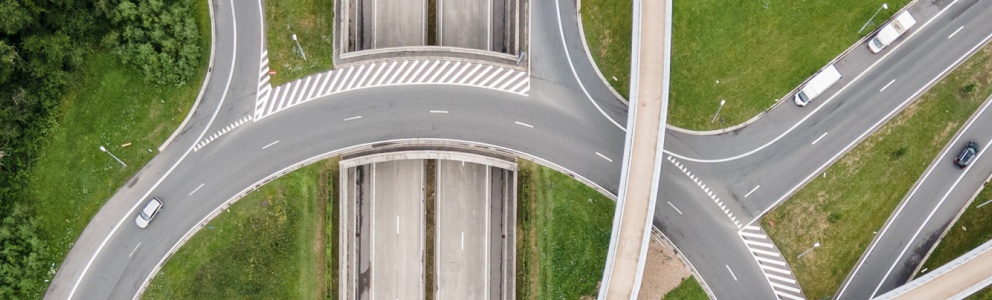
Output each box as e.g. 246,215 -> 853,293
133,137 -> 619,298
666,0 -> 923,136
574,0 -> 629,105
158,0 -> 219,151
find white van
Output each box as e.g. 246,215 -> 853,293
869,11 -> 917,53
795,64 -> 842,106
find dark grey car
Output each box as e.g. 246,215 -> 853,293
954,141 -> 980,169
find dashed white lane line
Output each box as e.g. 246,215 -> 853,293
396,215 -> 399,234
430,110 -> 448,114
343,116 -> 362,122
262,140 -> 280,150
461,232 -> 465,250
129,242 -> 143,258
189,183 -> 205,196
745,185 -> 760,198
949,26 -> 964,39
880,79 -> 896,92
667,201 -> 683,215
595,152 -> 613,163
726,265 -> 738,281
515,121 -> 533,128
812,132 -> 829,145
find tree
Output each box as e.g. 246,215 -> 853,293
109,0 -> 201,86
0,204 -> 48,298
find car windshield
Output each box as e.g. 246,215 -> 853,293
798,92 -> 809,104
139,211 -> 150,220
871,39 -> 883,49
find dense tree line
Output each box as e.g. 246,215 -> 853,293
0,0 -> 200,297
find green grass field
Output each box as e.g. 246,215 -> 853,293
919,185 -> 992,273
266,0 -> 335,86
764,43 -> 992,299
581,0 -> 912,130
516,160 -> 615,299
26,0 -> 211,271
579,0 -> 633,99
661,276 -> 708,300
144,159 -> 337,299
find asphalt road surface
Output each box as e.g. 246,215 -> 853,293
436,160 -> 490,299
45,0 -> 992,298
369,160 -> 425,300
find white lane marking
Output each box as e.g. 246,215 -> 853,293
880,79 -> 896,92
515,121 -> 533,128
128,242 -> 143,258
553,0 -> 626,131
667,201 -> 683,215
753,25 -> 992,238
596,152 -> 614,163
949,26 -> 964,39
870,144 -> 988,298
745,185 -> 761,198
430,110 -> 449,114
343,116 -> 362,122
68,0 -> 241,294
262,140 -> 280,150
396,215 -> 399,234
666,0 -> 968,164
726,265 -> 738,281
189,183 -> 205,196
812,132 -> 829,145
461,232 -> 465,250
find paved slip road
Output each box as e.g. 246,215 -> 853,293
372,0 -> 425,48
436,161 -> 490,300
46,0 -> 992,299
369,160 -> 425,300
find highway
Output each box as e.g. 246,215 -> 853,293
43,0 -> 992,299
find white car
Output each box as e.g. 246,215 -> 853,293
135,198 -> 163,228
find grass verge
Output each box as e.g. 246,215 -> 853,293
579,0 -> 633,99
919,184 -> 992,273
144,159 -> 338,299
27,0 -> 211,277
516,160 -> 615,299
581,0 -> 914,130
764,43 -> 992,299
661,276 -> 708,300
266,0 -> 335,86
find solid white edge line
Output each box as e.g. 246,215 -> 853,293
71,0 -> 240,296
554,0 -> 626,132
835,30 -> 992,300
666,0 -> 962,164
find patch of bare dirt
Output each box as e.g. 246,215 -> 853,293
637,230 -> 692,300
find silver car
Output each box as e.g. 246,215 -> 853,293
135,198 -> 163,228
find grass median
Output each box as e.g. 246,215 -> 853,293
266,0 -> 335,86
516,160 -> 615,299
144,159 -> 338,299
764,43 -> 992,299
581,0 -> 912,130
26,0 -> 211,277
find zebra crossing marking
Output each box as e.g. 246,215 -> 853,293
253,58 -> 531,120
